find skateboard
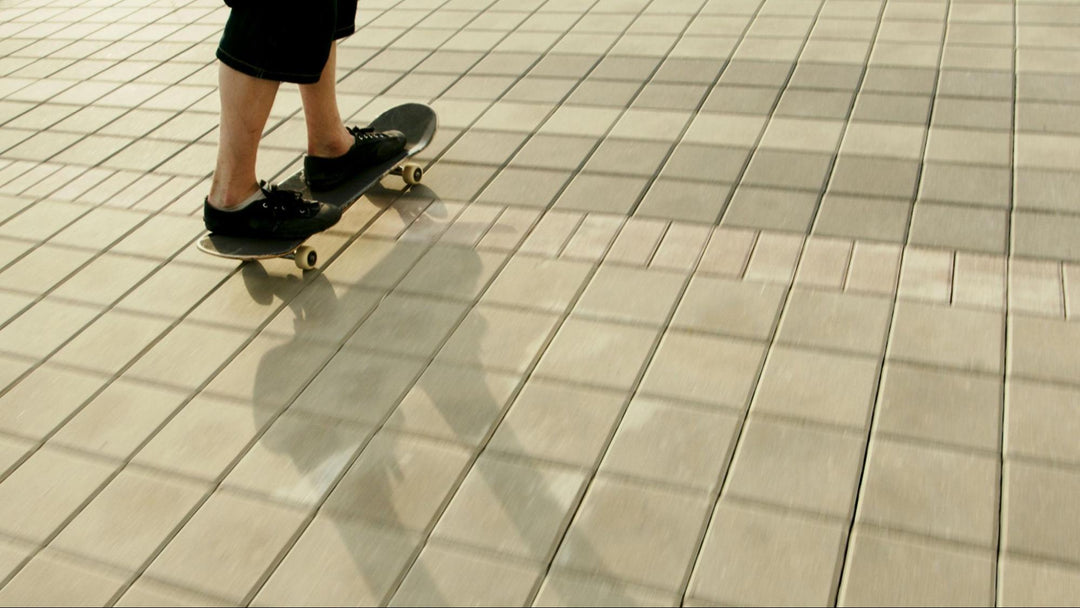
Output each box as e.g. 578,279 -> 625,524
197,102 -> 437,269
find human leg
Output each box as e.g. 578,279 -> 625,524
208,61 -> 279,209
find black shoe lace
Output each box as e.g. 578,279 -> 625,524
260,182 -> 319,218
348,126 -> 393,143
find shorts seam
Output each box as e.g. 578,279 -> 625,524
216,46 -> 321,84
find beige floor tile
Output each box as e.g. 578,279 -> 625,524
0,297 -> 100,360
877,363 -> 1002,452
0,536 -> 33,583
1009,315 -> 1080,385
345,293 -> 468,359
0,549 -> 127,607
51,309 -> 171,375
0,434 -> 32,478
202,333 -> 337,409
671,275 -> 786,340
390,542 -> 543,607
252,514 -> 421,607
320,237 -> 426,289
116,262 -> 228,318
115,578 -> 233,607
554,476 -> 711,591
534,317 -> 659,391
697,226 -> 756,277
223,412 -> 369,506
0,363 -> 105,439
145,489 -> 307,603
0,244 -> 95,297
839,527 -> 994,606
574,264 -> 686,326
435,304 -> 561,373
397,245 -> 507,301
999,555 -> 1080,607
859,438 -> 999,547
384,363 -> 520,446
534,570 -> 679,607
51,467 -> 207,570
125,321 -> 252,391
291,350 -> 425,425
888,300 -> 1004,374
46,379 -> 183,459
433,454 -> 587,561
752,346 -> 880,429
726,416 -> 865,517
777,289 -> 893,356
322,431 -> 471,532
133,393 -> 275,481
0,446 -> 116,543
1007,379 -> 1080,466
488,379 -> 625,468
601,396 -> 739,491
639,330 -> 766,409
689,500 -> 847,606
482,254 -> 593,314
1004,460 -> 1080,564
651,223 -> 713,272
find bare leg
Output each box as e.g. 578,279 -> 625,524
208,62 -> 279,208
299,43 -> 353,158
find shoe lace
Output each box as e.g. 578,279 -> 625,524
259,182 -> 319,218
348,126 -> 393,142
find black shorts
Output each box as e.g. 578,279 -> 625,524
216,0 -> 358,84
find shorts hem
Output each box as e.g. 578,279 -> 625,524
216,47 -> 322,85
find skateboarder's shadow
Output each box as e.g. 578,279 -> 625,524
244,199 -> 617,604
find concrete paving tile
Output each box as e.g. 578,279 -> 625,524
839,527 -> 995,606
698,226 -> 756,276
116,578 -> 232,607
635,178 -> 732,224
0,536 -> 33,588
253,514 -> 420,607
0,549 -> 127,607
391,542 -> 543,607
661,143 -> 749,184
919,161 -> 1012,208
878,363 -> 1002,452
926,128 -> 1012,167
605,217 -> 668,266
0,363 -> 104,439
999,556 -> 1080,607
575,263 -> 685,326
52,309 -> 171,376
753,346 -> 880,429
0,445 -> 116,543
290,349 -> 424,425
222,412 -> 368,507
534,317 -> 659,391
841,121 -> 926,160
775,89 -> 854,120
553,172 -> 651,215
1007,379 -> 1080,466
125,320 -> 251,390
1008,314 -> 1080,385
510,134 -> 598,171
477,166 -> 572,208
1009,259 -> 1065,317
582,138 -> 670,177
726,416 -> 865,517
52,467 -> 207,570
1015,168 -> 1080,213
1012,210 -> 1080,263
433,453 -> 587,561
909,203 -> 1009,254
436,304 -> 562,373
602,396 -> 739,490
563,213 -> 624,261
859,437 -> 999,547
953,252 -> 1007,310
688,500 -> 847,606
897,246 -> 952,302
489,379 -> 624,468
743,231 -> 803,284
535,570 -> 679,607
796,236 -> 851,289
1004,460 -> 1080,565
145,489 -> 307,603
346,293 -> 467,359
778,288 -> 893,356
672,274 -> 786,340
640,330 -> 767,409
398,244 -> 507,301
701,84 -> 781,116
789,62 -> 865,91
829,155 -> 920,199
0,297 -> 101,360
322,431 -> 471,532
133,393 -> 274,481
742,149 -> 834,192
759,117 -> 845,154
889,300 -> 1004,374
938,69 -> 1013,100
683,112 -> 766,147
482,254 -> 592,314
554,476 -> 711,591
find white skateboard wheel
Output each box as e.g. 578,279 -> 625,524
402,162 -> 422,186
294,246 -> 317,270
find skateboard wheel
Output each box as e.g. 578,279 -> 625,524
402,163 -> 422,186
294,246 -> 317,270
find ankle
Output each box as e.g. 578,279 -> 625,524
307,126 -> 353,158
208,182 -> 262,209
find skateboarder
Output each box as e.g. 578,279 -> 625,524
204,0 -> 407,239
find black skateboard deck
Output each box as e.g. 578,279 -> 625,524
198,102 -> 437,269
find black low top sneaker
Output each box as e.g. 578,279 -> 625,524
203,183 -> 342,239
304,126 -> 407,191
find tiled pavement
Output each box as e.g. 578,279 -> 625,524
0,0 -> 1079,605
